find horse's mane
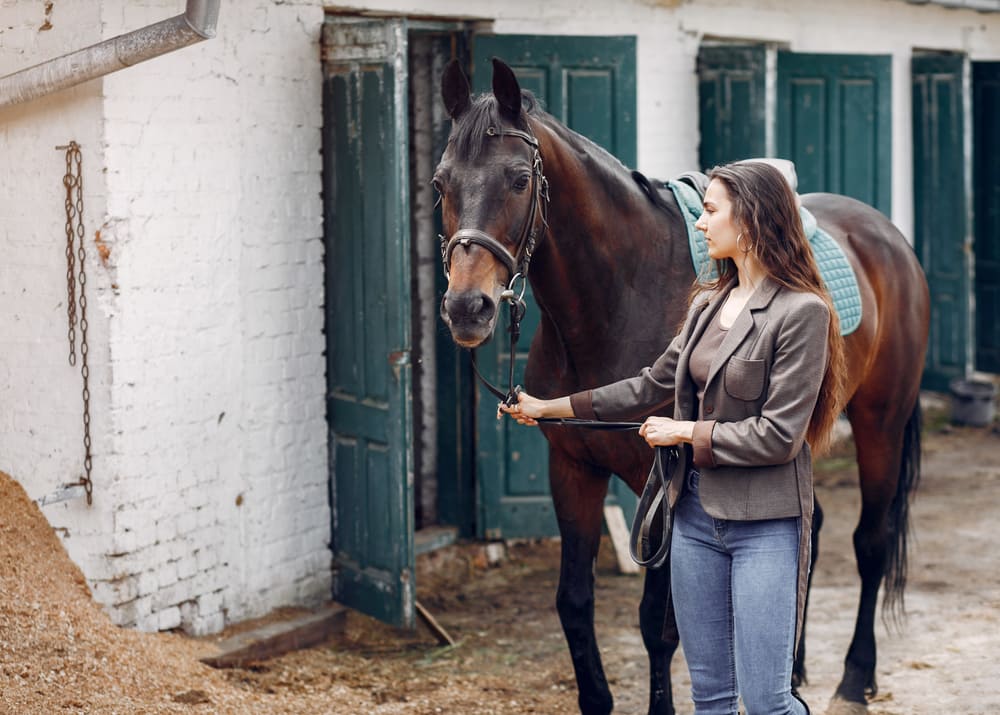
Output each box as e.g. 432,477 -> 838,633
450,90 -> 680,221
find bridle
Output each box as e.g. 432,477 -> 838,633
440,125 -> 549,289
439,123 -> 549,409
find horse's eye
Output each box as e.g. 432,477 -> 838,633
431,177 -> 444,194
512,174 -> 530,192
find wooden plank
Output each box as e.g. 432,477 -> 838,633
414,526 -> 458,556
603,504 -> 640,575
415,600 -> 456,646
200,604 -> 347,669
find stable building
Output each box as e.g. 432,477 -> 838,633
1,0 -> 998,633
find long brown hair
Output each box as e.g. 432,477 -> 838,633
700,161 -> 846,454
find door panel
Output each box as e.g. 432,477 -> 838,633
778,52 -> 892,216
974,62 -> 1000,374
913,53 -> 970,389
323,18 -> 414,627
471,35 -> 637,538
697,45 -> 767,169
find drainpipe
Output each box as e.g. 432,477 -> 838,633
0,0 -> 220,109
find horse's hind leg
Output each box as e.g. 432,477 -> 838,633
639,559 -> 677,715
830,399 -> 917,713
549,450 -> 615,715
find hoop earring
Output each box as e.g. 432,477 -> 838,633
736,232 -> 750,254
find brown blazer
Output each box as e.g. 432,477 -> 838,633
569,276 -> 831,643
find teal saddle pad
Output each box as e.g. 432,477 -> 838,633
668,179 -> 862,336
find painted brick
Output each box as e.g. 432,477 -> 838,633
157,606 -> 182,631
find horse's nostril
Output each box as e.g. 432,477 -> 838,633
443,291 -> 494,322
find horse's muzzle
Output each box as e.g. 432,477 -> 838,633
441,290 -> 497,347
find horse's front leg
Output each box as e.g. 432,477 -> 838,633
639,556 -> 677,715
550,450 -> 614,715
793,495 -> 824,688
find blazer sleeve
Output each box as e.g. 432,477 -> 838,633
570,331 -> 684,421
694,296 -> 831,468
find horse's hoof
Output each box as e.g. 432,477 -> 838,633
825,695 -> 868,715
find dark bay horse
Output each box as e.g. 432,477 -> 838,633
436,58 -> 929,715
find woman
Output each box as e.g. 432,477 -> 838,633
502,161 -> 846,715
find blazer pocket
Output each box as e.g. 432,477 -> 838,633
724,357 -> 767,402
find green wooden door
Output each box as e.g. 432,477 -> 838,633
913,54 -> 970,390
470,35 -> 637,539
323,18 -> 415,627
697,45 -> 766,170
778,52 -> 892,216
974,62 -> 1000,374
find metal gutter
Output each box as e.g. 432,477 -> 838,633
0,0 -> 220,109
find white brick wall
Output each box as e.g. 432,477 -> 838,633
1,0 -> 329,635
0,0 -> 118,609
2,0 -> 1000,636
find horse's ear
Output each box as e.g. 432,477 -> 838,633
441,59 -> 471,121
491,58 -> 522,121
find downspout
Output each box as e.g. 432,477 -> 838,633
0,0 -> 220,109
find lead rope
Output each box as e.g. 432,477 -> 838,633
59,141 -> 94,505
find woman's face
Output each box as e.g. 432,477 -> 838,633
695,179 -> 741,262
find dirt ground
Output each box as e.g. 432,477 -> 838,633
3,397 -> 1000,714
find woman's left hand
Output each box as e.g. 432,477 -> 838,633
638,417 -> 695,447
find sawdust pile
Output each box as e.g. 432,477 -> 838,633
0,470 -> 383,714
0,471 -> 233,712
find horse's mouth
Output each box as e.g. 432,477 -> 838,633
441,312 -> 498,349
447,320 -> 497,349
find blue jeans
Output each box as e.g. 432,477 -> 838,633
670,470 -> 807,715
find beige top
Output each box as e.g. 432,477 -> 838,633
688,311 -> 728,410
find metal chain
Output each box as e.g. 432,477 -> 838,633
60,141 -> 93,505
63,149 -> 78,365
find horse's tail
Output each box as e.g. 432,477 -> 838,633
882,398 -> 922,625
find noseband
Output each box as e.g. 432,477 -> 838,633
439,125 -> 549,289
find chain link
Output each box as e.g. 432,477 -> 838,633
60,141 -> 93,505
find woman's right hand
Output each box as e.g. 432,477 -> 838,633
499,391 -> 574,426
498,391 -> 546,426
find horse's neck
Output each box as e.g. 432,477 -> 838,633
528,121 -> 690,359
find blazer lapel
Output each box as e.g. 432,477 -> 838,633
703,276 -> 781,390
